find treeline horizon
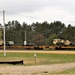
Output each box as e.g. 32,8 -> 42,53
0,20 -> 75,46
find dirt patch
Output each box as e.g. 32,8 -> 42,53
0,63 -> 75,75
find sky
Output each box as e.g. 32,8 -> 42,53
0,0 -> 75,26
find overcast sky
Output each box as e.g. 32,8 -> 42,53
0,0 -> 75,26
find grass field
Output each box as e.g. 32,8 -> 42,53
43,67 -> 75,75
0,51 -> 75,75
0,51 -> 75,65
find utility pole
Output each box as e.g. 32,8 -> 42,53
3,10 -> 6,56
24,31 -> 27,45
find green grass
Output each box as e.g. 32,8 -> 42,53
59,67 -> 75,74
0,52 -> 75,65
0,52 -> 75,75
44,67 -> 75,75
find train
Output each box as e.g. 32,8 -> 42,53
0,40 -> 49,50
0,39 -> 75,50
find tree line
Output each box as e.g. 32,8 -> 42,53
0,20 -> 75,46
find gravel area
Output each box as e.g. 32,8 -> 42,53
0,63 -> 75,75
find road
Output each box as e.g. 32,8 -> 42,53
0,62 -> 75,75
0,50 -> 75,54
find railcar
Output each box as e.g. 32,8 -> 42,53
53,39 -> 75,50
0,39 -> 75,50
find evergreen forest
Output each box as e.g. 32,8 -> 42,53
0,20 -> 75,46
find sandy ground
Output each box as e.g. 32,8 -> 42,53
1,50 -> 75,54
0,63 -> 75,75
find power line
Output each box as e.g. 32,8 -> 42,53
1,11 -> 75,25
4,11 -> 67,21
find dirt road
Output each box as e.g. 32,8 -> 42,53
0,62 -> 75,75
0,50 -> 75,54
